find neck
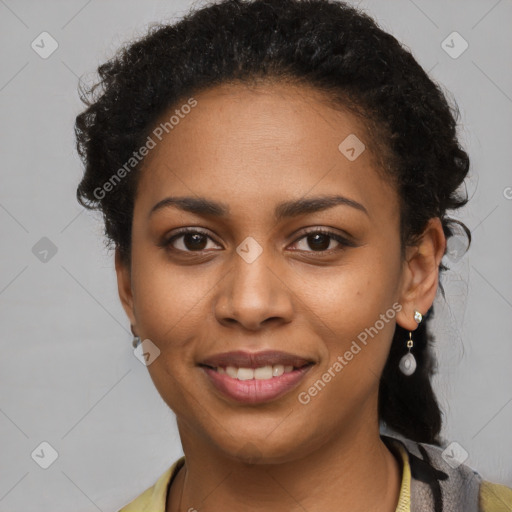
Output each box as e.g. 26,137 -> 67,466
167,420 -> 401,512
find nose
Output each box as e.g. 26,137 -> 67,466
213,245 -> 294,331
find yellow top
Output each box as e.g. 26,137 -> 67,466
118,442 -> 512,511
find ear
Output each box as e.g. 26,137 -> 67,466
115,247 -> 137,333
396,218 -> 447,331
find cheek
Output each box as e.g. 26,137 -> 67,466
295,272 -> 400,425
131,244 -> 217,343
300,249 -> 402,378
295,249 -> 401,333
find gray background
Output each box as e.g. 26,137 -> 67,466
0,0 -> 511,510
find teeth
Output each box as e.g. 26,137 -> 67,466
221,364 -> 297,380
273,364 -> 284,377
237,367 -> 254,381
254,365 -> 273,380
226,366 -> 238,378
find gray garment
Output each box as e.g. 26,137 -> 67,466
383,435 -> 482,512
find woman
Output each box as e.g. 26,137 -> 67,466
74,0 -> 512,510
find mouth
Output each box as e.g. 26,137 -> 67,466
199,350 -> 315,404
200,362 -> 310,379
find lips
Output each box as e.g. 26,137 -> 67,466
200,350 -> 314,369
199,350 -> 315,404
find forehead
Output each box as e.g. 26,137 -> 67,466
135,81 -> 397,222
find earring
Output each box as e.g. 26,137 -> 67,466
132,335 -> 141,348
399,310 -> 422,376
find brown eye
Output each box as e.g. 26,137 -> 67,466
303,233 -> 333,251
163,229 -> 221,253
290,229 -> 353,253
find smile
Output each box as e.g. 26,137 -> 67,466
215,364 -> 295,380
200,362 -> 313,404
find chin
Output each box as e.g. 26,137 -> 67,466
204,421 -> 318,466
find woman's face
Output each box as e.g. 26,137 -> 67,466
117,82 -> 429,462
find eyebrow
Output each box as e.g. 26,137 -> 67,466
148,194 -> 369,220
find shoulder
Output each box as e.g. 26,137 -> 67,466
382,434 -> 512,511
117,456 -> 185,512
479,480 -> 512,512
410,441 -> 512,511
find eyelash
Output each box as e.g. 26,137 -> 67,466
161,227 -> 353,255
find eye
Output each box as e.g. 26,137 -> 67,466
162,228 -> 221,253
160,227 -> 353,255
290,228 -> 352,253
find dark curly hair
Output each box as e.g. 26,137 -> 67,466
74,0 -> 471,445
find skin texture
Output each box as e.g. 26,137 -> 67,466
115,82 -> 446,512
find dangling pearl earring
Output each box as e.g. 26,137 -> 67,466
399,310 -> 422,376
